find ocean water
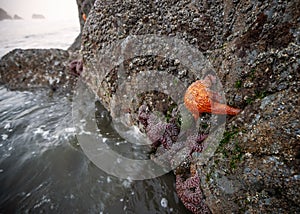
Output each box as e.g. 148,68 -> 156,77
0,19 -> 80,58
0,19 -> 189,213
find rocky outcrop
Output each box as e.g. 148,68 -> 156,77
69,0 -> 95,52
0,8 -> 12,21
0,49 -> 77,93
13,14 -> 22,20
0,0 -> 96,91
32,14 -> 45,19
76,0 -> 95,31
81,0 -> 300,213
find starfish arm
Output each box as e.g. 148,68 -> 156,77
211,102 -> 241,115
183,190 -> 203,204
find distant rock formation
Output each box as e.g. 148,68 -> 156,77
13,14 -> 22,20
0,8 -> 12,21
32,14 -> 45,19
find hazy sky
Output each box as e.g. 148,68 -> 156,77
0,0 -> 79,20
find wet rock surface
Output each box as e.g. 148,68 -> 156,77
201,89 -> 300,213
0,0 -> 96,92
0,49 -> 78,93
81,0 -> 300,213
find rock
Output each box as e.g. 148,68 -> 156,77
68,33 -> 82,52
69,0 -> 96,51
13,14 -> 22,20
0,0 -> 95,91
0,8 -> 12,21
81,0 -> 300,213
81,0 -> 220,112
32,14 -> 45,19
77,0 -> 95,30
0,49 -> 77,93
201,89 -> 300,213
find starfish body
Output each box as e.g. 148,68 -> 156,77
138,105 -> 179,150
69,59 -> 83,77
176,166 -> 211,214
184,76 -> 241,119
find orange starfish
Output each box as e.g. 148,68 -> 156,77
184,75 -> 241,120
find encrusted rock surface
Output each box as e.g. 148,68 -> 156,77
0,49 -> 76,93
0,0 -> 96,92
81,0 -> 300,213
201,89 -> 299,213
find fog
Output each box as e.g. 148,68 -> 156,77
0,0 -> 78,20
